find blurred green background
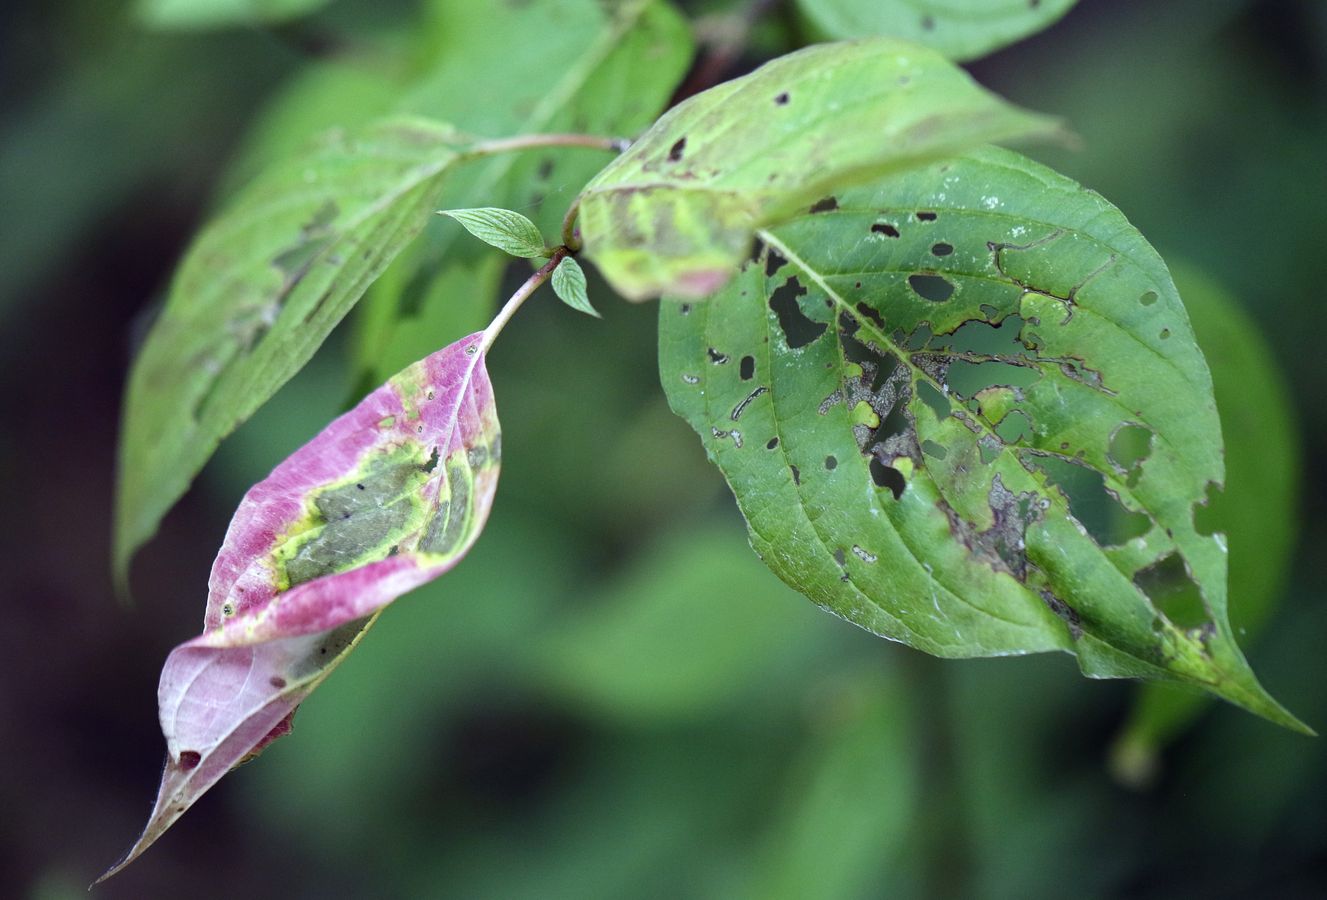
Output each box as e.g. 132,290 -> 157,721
3,1 -> 1325,897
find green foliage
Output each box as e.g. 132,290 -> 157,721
136,0 -> 331,30
113,118 -> 468,584
1110,263 -> 1302,782
797,0 -> 1079,61
439,208 -> 548,259
574,37 -> 1063,300
550,257 -> 599,318
658,146 -> 1304,730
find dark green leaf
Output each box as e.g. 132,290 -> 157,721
659,145 -> 1307,731
1110,263 -> 1303,783
551,257 -> 599,318
576,38 -> 1064,300
115,117 -> 466,584
439,207 -> 547,258
797,0 -> 1079,61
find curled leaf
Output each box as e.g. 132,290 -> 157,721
100,333 -> 501,881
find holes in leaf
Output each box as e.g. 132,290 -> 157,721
1134,553 -> 1210,630
707,347 -> 730,364
917,381 -> 951,421
933,315 -> 1024,355
766,436 -> 779,450
869,457 -> 905,499
921,439 -> 948,460
1140,290 -> 1158,306
994,409 -> 1033,444
790,464 -> 801,485
825,455 -> 838,470
1108,423 -> 1153,475
764,247 -> 788,278
269,676 -> 287,689
908,274 -> 955,303
178,751 -> 202,771
871,222 -> 900,238
1193,481 -> 1223,536
915,211 -> 937,222
668,137 -> 686,162
774,91 -> 790,105
739,356 -> 755,380
769,276 -> 826,348
931,242 -> 954,257
809,196 -> 838,214
1030,455 -> 1151,546
945,360 -> 1039,401
1159,328 -> 1171,340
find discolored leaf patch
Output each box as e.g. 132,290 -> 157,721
659,146 -> 1305,730
575,38 -> 1063,300
100,333 -> 501,881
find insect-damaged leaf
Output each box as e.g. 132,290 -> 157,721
796,0 -> 1079,62
115,118 -> 468,587
100,333 -> 500,881
658,146 -> 1308,731
574,38 -> 1064,301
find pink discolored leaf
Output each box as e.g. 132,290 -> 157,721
100,332 -> 500,882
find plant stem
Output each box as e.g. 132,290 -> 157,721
464,133 -> 630,159
479,247 -> 569,354
560,199 -> 583,253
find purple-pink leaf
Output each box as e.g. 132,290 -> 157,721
100,332 -> 500,882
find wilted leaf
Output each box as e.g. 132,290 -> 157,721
797,0 -> 1078,61
551,257 -> 599,318
100,332 -> 501,881
575,38 -> 1064,300
115,117 -> 467,586
659,146 -> 1306,730
439,207 -> 547,258
1109,263 -> 1302,784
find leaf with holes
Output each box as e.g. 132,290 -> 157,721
797,0 -> 1079,62
659,145 -> 1308,731
1109,264 -> 1302,783
574,38 -> 1064,301
115,117 -> 469,586
100,333 -> 501,882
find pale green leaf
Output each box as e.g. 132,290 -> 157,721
115,117 -> 465,585
1109,263 -> 1303,784
659,145 -> 1307,731
797,0 -> 1078,61
551,257 -> 599,318
135,0 -> 330,30
439,207 -> 547,258
576,38 -> 1064,301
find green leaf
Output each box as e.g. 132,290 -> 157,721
115,117 -> 466,586
658,145 -> 1308,731
349,0 -> 691,387
135,0 -> 331,30
551,257 -> 599,318
439,207 -> 547,258
1109,263 -> 1303,784
796,0 -> 1079,61
575,38 -> 1064,301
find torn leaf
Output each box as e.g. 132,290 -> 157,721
100,332 -> 501,881
575,38 -> 1064,300
659,146 -> 1307,732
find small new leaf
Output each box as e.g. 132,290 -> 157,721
440,207 -> 548,259
551,256 -> 600,318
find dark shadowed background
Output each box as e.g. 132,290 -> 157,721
3,0 -> 1325,897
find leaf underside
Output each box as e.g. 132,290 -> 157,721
100,333 -> 500,882
797,0 -> 1079,62
659,145 -> 1306,732
114,118 -> 467,586
576,37 -> 1065,301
